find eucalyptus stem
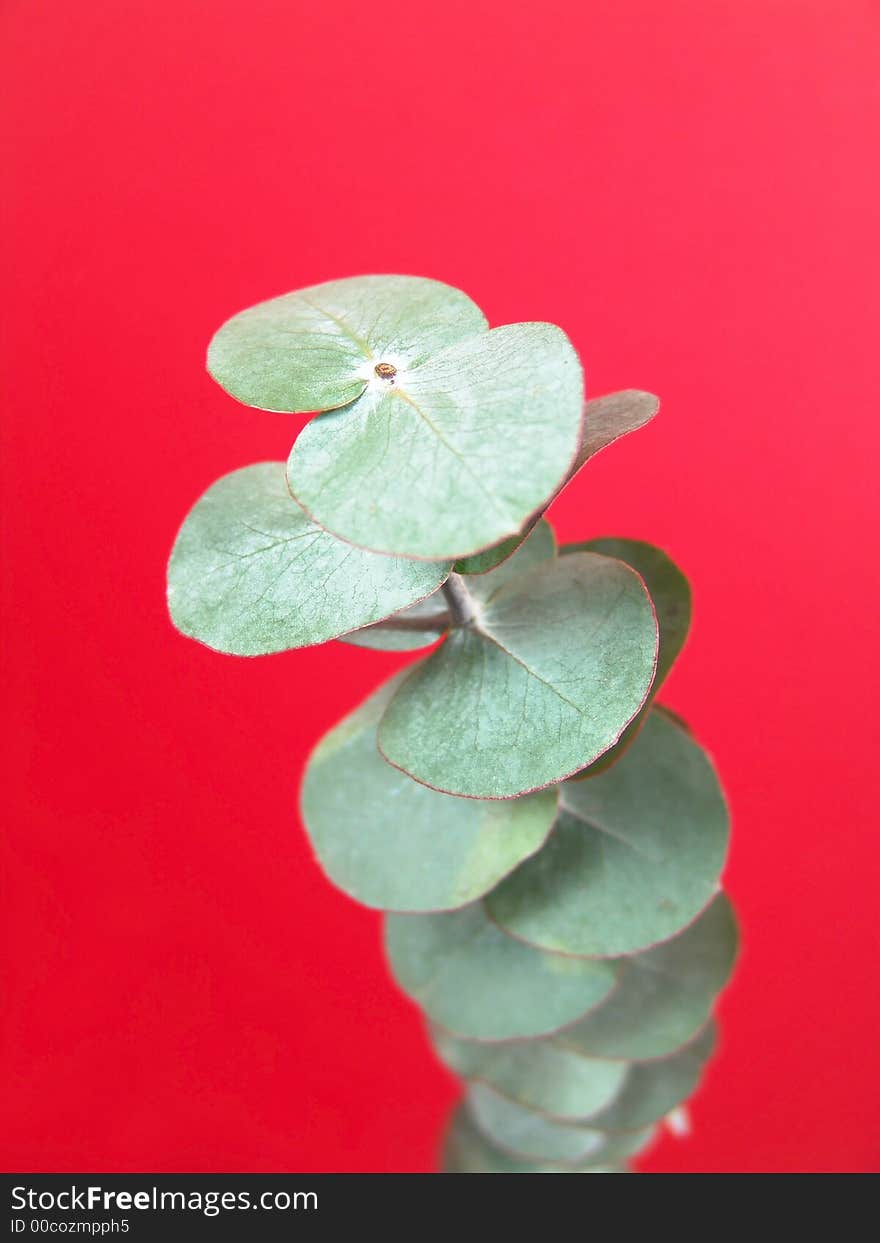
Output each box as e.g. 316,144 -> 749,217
169,273 -> 736,1176
441,573 -> 478,627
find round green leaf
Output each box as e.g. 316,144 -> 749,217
300,677 -> 557,912
206,275 -> 487,414
166,464 -> 451,655
585,1023 -> 717,1132
486,709 -> 729,955
379,552 -> 658,799
442,1107 -> 638,1174
560,894 -> 738,1061
287,322 -> 583,559
384,903 -> 615,1041
466,1083 -> 655,1164
431,1026 -> 627,1122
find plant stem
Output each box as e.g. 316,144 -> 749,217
441,573 -> 478,627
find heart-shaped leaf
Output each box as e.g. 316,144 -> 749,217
300,677 -> 557,912
166,463 -> 450,655
379,552 -> 658,798
465,1083 -> 654,1164
431,1026 -> 628,1122
384,903 -> 615,1041
486,709 -> 729,955
560,894 -> 738,1060
287,321 -> 583,559
584,1023 -> 717,1132
442,1107 -> 642,1174
207,275 -> 488,414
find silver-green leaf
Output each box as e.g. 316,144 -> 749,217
486,709 -> 729,956
384,903 -> 615,1041
379,552 -> 658,798
287,321 -> 583,559
166,463 -> 451,655
465,1083 -> 655,1164
584,1023 -> 717,1132
300,677 -> 557,912
560,894 -> 738,1061
442,1107 -> 640,1174
206,275 -> 488,414
431,1026 -> 628,1122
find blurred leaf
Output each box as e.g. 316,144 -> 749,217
654,702 -> 695,734
465,1083 -> 655,1164
585,1023 -> 717,1131
379,552 -> 657,798
300,677 -> 556,912
560,894 -> 738,1060
384,903 -> 614,1041
207,275 -> 487,413
486,709 -> 729,955
287,322 -> 583,559
431,1026 -> 627,1122
442,1106 -> 640,1174
166,464 -> 450,655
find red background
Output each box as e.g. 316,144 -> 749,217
3,1 -> 878,1174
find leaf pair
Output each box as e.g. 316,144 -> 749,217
304,681 -> 727,959
207,275 -> 585,561
300,675 -> 558,914
169,482 -> 669,799
165,382 -> 660,676
347,530 -> 692,804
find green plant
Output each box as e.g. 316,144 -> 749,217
167,275 -> 737,1174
